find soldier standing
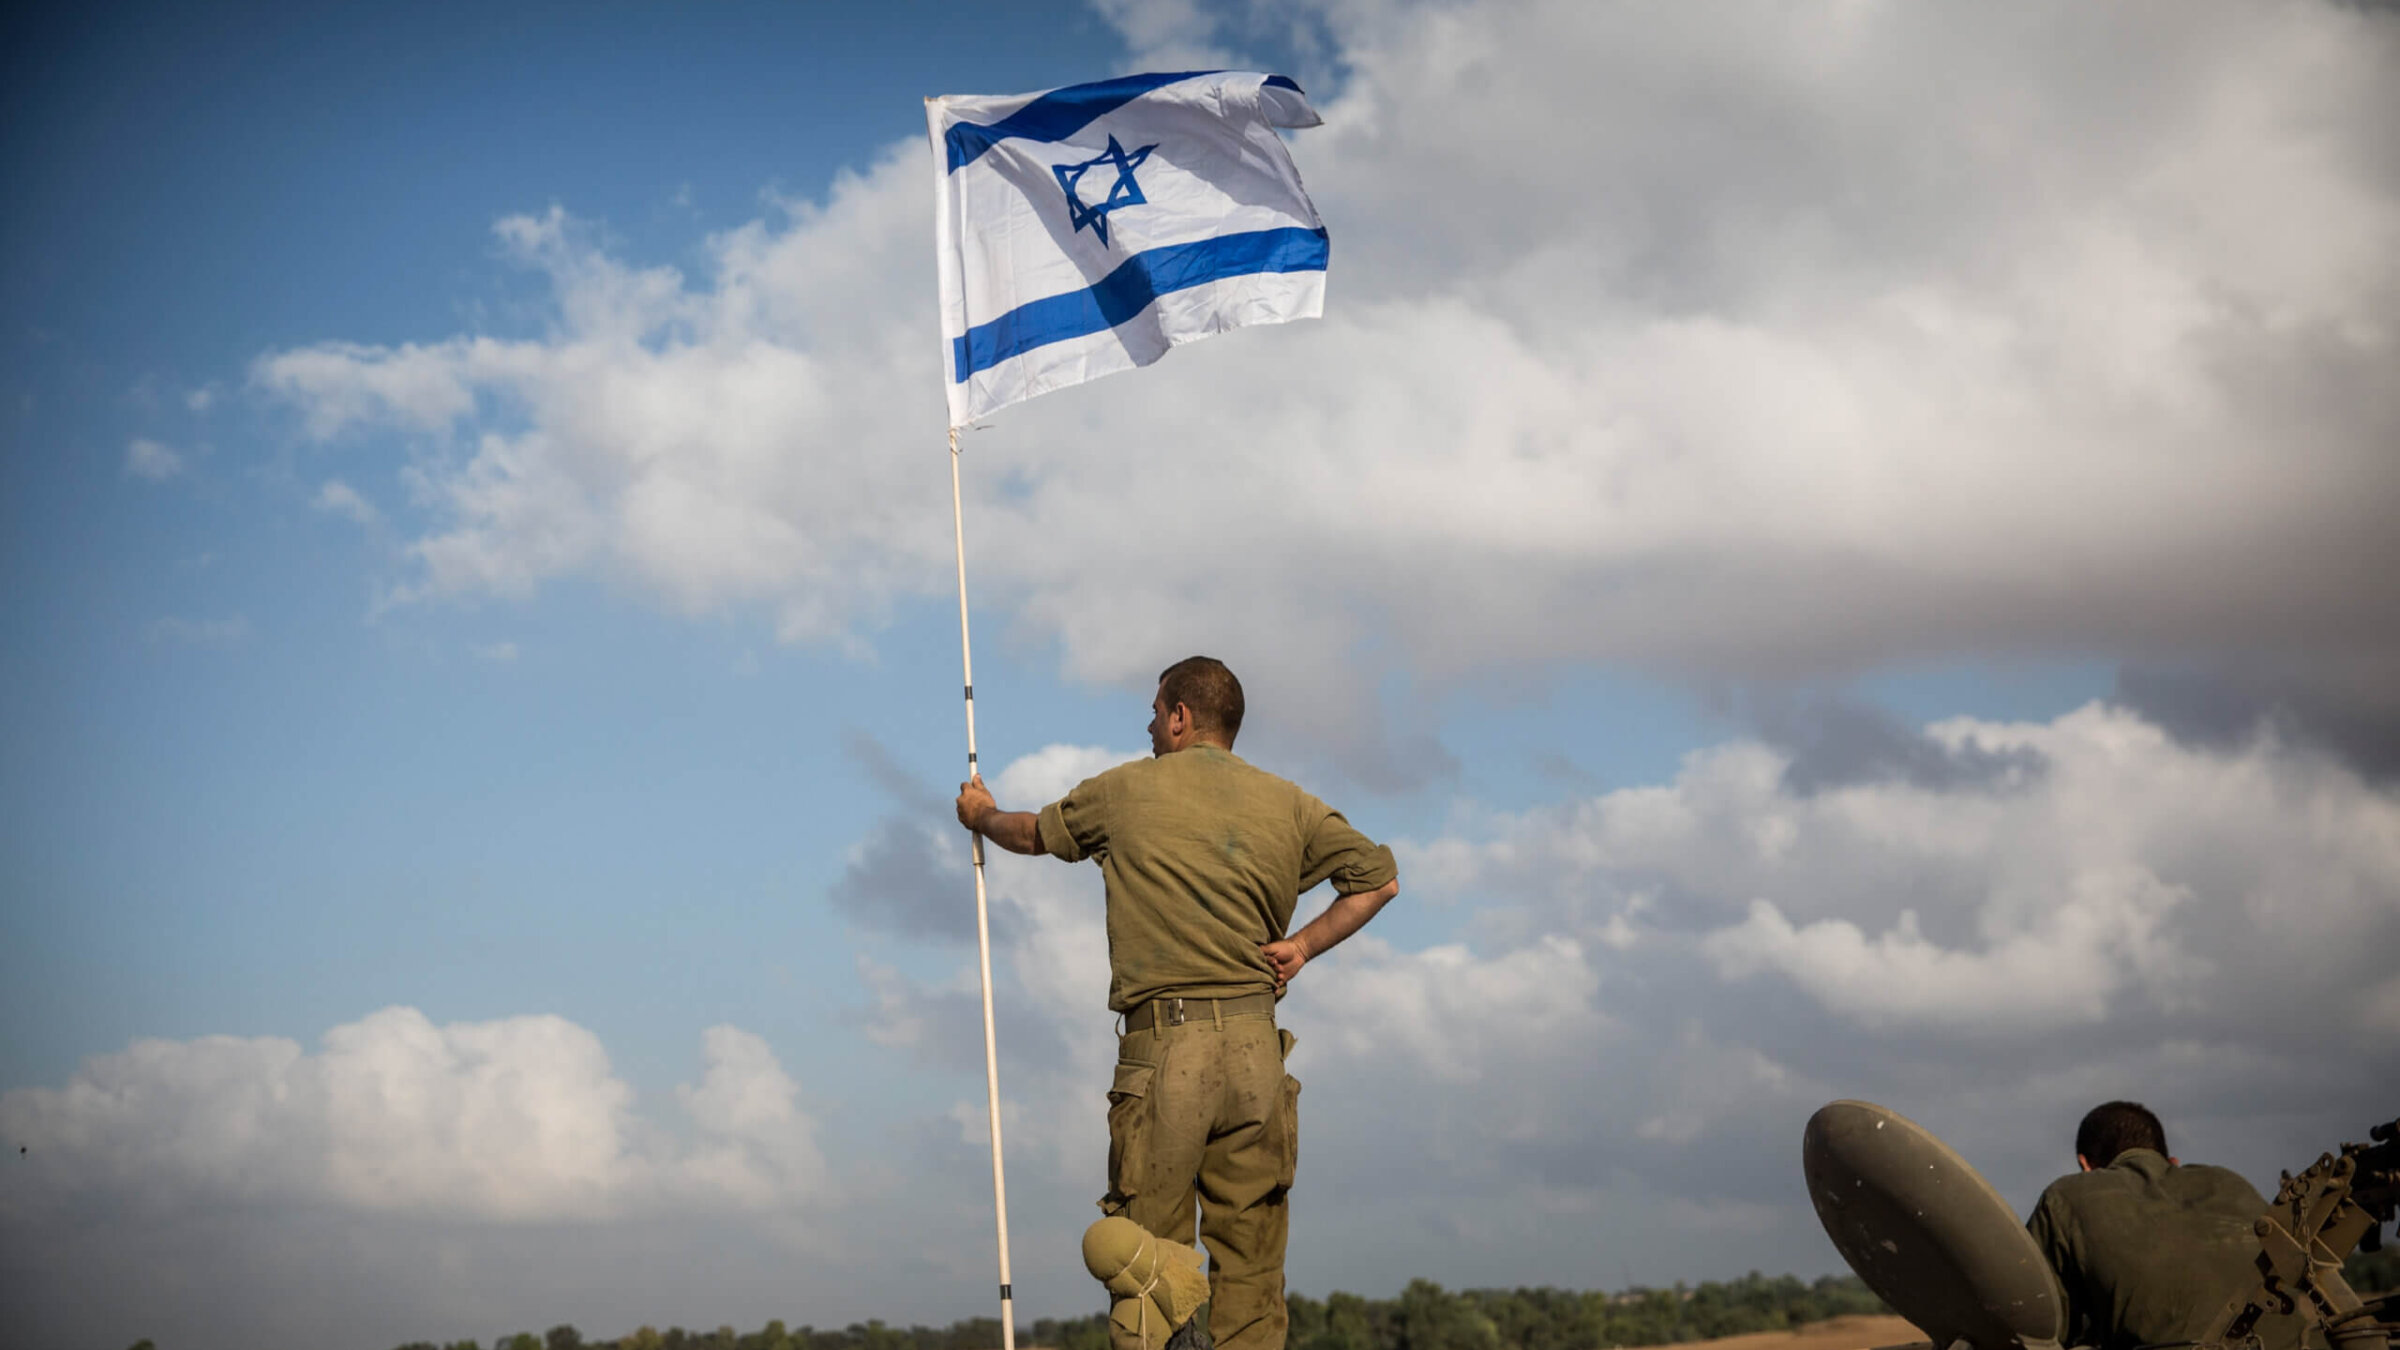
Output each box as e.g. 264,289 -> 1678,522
956,656 -> 1400,1350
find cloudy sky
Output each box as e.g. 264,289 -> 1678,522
5,0 -> 2399,1346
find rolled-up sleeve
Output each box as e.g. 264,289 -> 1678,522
1298,802 -> 1398,895
1037,775 -> 1111,864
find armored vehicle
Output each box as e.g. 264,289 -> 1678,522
1801,1101 -> 2399,1350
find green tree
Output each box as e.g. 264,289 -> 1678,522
742,1317 -> 797,1350
367,1266 -> 1894,1350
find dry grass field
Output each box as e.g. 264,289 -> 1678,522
1679,1316 -> 1928,1350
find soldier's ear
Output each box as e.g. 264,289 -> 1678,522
2076,1153 -> 2094,1172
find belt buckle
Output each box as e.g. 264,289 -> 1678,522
1164,997 -> 1186,1028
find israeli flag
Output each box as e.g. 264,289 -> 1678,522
928,71 -> 1329,428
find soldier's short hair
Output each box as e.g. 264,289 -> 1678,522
2076,1100 -> 2168,1167
1158,656 -> 1245,744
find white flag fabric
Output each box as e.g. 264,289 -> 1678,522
927,70 -> 1328,428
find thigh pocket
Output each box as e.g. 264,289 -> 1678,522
1273,1071 -> 1301,1192
1273,1028 -> 1300,1192
1104,1059 -> 1155,1212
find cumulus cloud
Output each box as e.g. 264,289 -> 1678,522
1086,0 -> 1242,68
1742,693 -> 2049,795
123,436 -> 184,481
831,738 -> 1141,947
849,695 -> 2397,1292
250,0 -> 2400,783
313,476 -> 381,525
990,742 -> 1139,808
1702,874 -> 2196,1033
13,705 -> 2395,1342
672,1026 -> 827,1207
1297,933 -> 1604,1085
0,1012 -> 849,1349
160,0 -> 2400,1326
0,1006 -> 823,1224
1422,702 -> 2400,1040
843,742 -> 1146,1185
1402,701 -> 2398,1213
255,190 -> 951,636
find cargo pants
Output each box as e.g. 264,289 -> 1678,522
1103,1002 -> 1299,1350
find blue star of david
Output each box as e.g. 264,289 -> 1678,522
1053,135 -> 1158,248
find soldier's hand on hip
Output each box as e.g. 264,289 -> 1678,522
1260,938 -> 1307,987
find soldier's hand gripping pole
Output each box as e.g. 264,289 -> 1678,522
951,425 -> 1017,1350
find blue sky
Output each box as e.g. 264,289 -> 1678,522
5,3 -> 2398,1348
4,0 -> 1132,1083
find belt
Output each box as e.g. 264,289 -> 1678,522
1121,991 -> 1277,1031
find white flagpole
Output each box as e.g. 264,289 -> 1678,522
950,424 -> 1017,1350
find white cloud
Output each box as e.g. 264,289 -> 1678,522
124,437 -> 184,481
181,0 -> 2400,1320
311,1008 -> 636,1219
476,640 -> 519,663
262,338 -> 486,439
255,187 -> 951,631
1422,702 -> 2400,1040
672,1026 -> 827,1208
848,700 -> 2400,1292
16,706 -> 2394,1343
1086,0 -> 1238,68
990,742 -> 1141,807
313,477 -> 380,525
1297,934 -> 1603,1084
0,1006 -> 824,1224
0,1011 -> 866,1350
1702,873 -> 2195,1032
251,0 -> 2400,784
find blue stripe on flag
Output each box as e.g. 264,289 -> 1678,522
946,72 -> 1307,173
951,226 -> 1328,383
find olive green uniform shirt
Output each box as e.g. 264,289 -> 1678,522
2027,1149 -> 2303,1350
1036,745 -> 1398,1013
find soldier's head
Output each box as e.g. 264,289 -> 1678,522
2075,1100 -> 2169,1170
1152,656 -> 1244,755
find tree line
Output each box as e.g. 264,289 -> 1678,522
339,1245 -> 2393,1350
379,1270 -> 1891,1350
